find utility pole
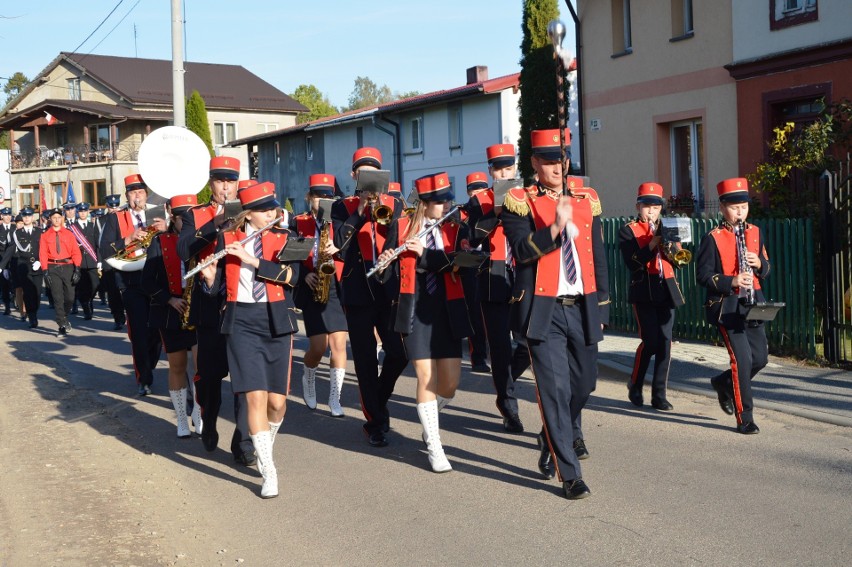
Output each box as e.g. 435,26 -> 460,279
133,24 -> 138,58
171,0 -> 186,127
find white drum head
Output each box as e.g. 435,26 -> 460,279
137,126 -> 210,199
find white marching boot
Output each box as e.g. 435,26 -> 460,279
436,394 -> 453,412
250,431 -> 278,499
169,389 -> 191,438
417,400 -> 452,473
328,367 -> 346,417
302,363 -> 317,410
187,377 -> 202,435
269,419 -> 283,450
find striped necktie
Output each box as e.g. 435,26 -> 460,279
252,236 -> 266,302
562,228 -> 577,285
424,223 -> 438,295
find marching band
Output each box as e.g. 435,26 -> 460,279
0,128 -> 776,500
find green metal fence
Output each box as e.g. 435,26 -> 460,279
602,217 -> 816,358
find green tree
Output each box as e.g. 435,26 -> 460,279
517,0 -> 561,181
185,90 -> 215,202
344,76 -> 394,112
395,90 -> 422,100
3,71 -> 29,105
291,84 -> 339,124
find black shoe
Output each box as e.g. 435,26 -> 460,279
57,326 -> 67,336
201,429 -> 219,452
3,305 -> 10,315
628,386 -> 644,407
113,321 -> 125,331
652,399 -> 674,411
83,308 -> 93,320
28,318 -> 38,329
365,427 -> 388,447
471,363 -> 491,374
70,307 -> 79,315
736,422 -> 760,435
19,313 -> 26,321
65,321 -> 71,331
537,434 -> 555,480
503,414 -> 525,433
573,438 -> 590,460
711,380 -> 735,415
137,384 -> 151,396
562,478 -> 591,500
234,451 -> 257,467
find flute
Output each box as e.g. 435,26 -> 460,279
182,214 -> 285,281
366,205 -> 461,279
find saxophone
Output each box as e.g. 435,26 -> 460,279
181,259 -> 196,330
313,220 -> 336,304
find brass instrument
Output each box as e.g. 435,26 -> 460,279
313,220 -> 336,304
655,219 -> 692,268
372,202 -> 393,225
735,220 -> 755,305
181,259 -> 196,330
104,223 -> 162,272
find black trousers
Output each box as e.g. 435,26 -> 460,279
527,303 -> 598,482
120,285 -> 162,386
462,271 -> 488,365
16,263 -> 42,321
74,267 -> 100,315
46,264 -> 74,327
195,325 -> 252,457
713,322 -> 768,425
0,267 -> 11,308
630,303 -> 675,402
345,302 -> 408,435
102,270 -> 125,324
481,300 -> 518,417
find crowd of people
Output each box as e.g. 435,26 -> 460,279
0,130 -> 773,500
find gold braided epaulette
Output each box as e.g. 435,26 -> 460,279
503,188 -> 530,217
573,187 -> 603,217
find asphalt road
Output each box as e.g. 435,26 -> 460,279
1,307 -> 850,566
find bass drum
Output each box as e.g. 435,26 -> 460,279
137,126 -> 210,199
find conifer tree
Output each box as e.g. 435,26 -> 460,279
185,90 -> 215,202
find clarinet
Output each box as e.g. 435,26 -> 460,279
735,220 -> 756,306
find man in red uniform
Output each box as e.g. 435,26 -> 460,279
39,207 -> 82,336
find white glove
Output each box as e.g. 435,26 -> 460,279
1,269 -> 8,280
32,261 -> 41,271
96,262 -> 102,270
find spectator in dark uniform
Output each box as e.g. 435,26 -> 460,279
501,128 -> 610,500
99,194 -> 126,329
381,172 -> 472,472
142,194 -> 202,438
1,207 -> 44,328
69,202 -> 101,320
98,174 -> 165,395
331,147 -> 409,447
618,183 -> 686,410
0,207 -> 13,315
197,182 -> 301,499
177,157 -> 254,465
39,207 -> 82,336
291,174 -> 349,417
696,178 -> 771,435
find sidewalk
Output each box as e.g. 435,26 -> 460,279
596,332 -> 852,427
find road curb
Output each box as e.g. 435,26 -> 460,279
597,358 -> 852,429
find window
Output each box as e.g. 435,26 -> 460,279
214,122 -> 237,146
407,116 -> 423,153
67,78 -> 81,100
671,0 -> 694,40
257,122 -> 278,134
51,183 -> 64,205
356,127 -> 364,149
82,180 -> 107,206
88,124 -> 111,151
448,103 -> 463,150
305,136 -> 313,161
670,120 -> 705,208
17,185 -> 37,210
611,0 -> 632,56
771,0 -> 818,29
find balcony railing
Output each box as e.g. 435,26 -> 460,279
10,142 -> 141,170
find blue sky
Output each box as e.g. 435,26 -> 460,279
0,1 -> 574,108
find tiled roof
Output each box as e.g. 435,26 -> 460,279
0,99 -> 170,128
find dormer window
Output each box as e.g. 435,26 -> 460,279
67,78 -> 81,101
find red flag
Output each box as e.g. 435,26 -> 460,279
39,177 -> 48,213
45,112 -> 57,126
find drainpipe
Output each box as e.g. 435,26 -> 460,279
563,0 -> 585,176
373,115 -> 402,186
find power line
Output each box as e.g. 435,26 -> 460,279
68,0 -> 127,55
85,0 -> 142,55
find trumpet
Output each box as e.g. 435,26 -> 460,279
372,203 -> 393,225
654,219 -> 692,268
366,205 -> 461,279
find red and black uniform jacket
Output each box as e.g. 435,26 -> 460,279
290,211 -> 344,308
466,188 -> 513,303
618,220 -> 685,308
501,184 -> 610,344
141,232 -> 188,331
384,215 -> 472,338
330,193 -> 402,307
205,226 -> 300,336
696,221 -> 770,327
98,209 -> 140,289
178,203 -> 222,328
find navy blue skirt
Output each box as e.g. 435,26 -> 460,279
159,327 -> 197,354
300,281 -> 348,336
226,302 -> 292,395
402,273 -> 462,361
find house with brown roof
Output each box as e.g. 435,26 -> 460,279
0,52 -> 306,211
227,66 -> 521,212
